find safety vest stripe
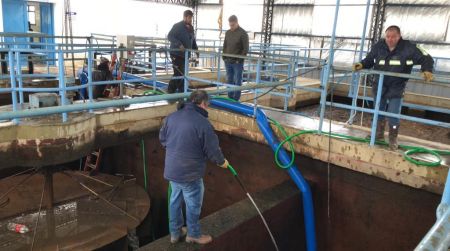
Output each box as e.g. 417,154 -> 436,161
378,60 -> 385,65
389,60 -> 401,65
416,45 -> 429,56
406,60 -> 414,65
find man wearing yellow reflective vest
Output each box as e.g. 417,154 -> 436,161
352,25 -> 434,150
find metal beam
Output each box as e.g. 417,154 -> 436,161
133,0 -> 196,8
368,0 -> 386,47
261,0 -> 275,46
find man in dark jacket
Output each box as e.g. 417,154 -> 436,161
160,90 -> 229,245
167,10 -> 199,94
222,15 -> 249,101
353,25 -> 434,150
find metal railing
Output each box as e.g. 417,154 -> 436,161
0,31 -> 449,250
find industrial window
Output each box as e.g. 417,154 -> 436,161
28,5 -> 36,25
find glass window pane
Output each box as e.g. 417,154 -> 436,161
28,12 -> 36,25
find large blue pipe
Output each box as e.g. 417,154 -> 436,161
99,70 -> 316,249
211,99 -> 317,251
118,71 -> 168,90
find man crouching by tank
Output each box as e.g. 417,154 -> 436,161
159,90 -> 229,245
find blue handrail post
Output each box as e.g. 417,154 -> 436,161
8,51 -> 18,124
284,58 -> 293,111
254,58 -> 262,116
15,51 -> 24,104
416,169 -> 450,250
45,37 -> 50,73
217,48 -> 222,87
348,0 -> 371,124
151,50 -> 157,91
246,46 -> 252,84
318,0 -> 341,133
87,49 -> 94,112
369,74 -> 384,146
184,50 -> 189,96
58,50 -> 68,122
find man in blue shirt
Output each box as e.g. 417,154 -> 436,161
167,10 -> 198,93
160,90 -> 229,244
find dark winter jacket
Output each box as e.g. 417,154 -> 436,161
360,38 -> 434,99
159,102 -> 225,183
222,26 -> 249,64
168,21 -> 198,58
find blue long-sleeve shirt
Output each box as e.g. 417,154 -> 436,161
159,102 -> 225,182
168,21 -> 198,58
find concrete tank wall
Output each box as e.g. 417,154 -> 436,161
102,131 -> 441,250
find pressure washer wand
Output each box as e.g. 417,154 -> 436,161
227,164 -> 280,251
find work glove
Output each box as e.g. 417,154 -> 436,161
219,159 -> 229,169
352,63 -> 363,71
421,71 -> 433,82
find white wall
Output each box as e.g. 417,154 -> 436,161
61,0 -> 187,37
0,0 -> 3,32
0,0 -> 189,38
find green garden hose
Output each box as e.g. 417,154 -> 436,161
268,118 -> 450,168
143,89 -> 165,95
140,139 -> 148,190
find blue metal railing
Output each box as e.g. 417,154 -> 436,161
0,29 -> 450,249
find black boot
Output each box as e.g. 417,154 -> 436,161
389,125 -> 399,150
366,120 -> 385,142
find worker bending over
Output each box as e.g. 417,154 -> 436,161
160,90 -> 229,245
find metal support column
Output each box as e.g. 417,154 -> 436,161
15,52 -> 24,104
8,51 -> 18,124
261,0 -> 275,46
318,0 -> 341,133
43,167 -> 54,210
369,74 -> 384,146
348,0 -> 371,124
369,0 -> 386,48
58,51 -> 68,122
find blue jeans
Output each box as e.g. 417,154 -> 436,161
377,97 -> 402,127
169,179 -> 204,238
225,62 -> 244,101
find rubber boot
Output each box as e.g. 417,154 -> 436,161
186,234 -> 212,244
366,120 -> 385,142
389,125 -> 399,150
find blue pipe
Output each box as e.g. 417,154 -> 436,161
119,71 -> 168,90
441,170 -> 450,208
211,99 -> 317,251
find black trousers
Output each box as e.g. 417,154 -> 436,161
168,55 -> 186,93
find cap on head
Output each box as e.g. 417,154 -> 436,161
190,90 -> 209,105
184,9 -> 193,18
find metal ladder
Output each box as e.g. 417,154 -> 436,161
84,149 -> 102,174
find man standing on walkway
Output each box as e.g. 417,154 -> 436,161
353,25 -> 434,150
222,15 -> 249,101
160,90 -> 229,245
168,10 -> 198,93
